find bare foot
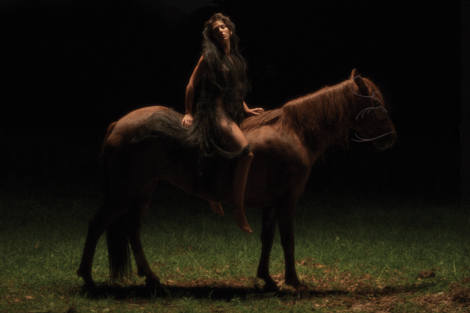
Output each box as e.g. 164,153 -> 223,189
209,201 -> 224,216
231,209 -> 253,234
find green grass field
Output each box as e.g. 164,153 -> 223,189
0,178 -> 468,312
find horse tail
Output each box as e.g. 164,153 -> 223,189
130,109 -> 191,146
106,211 -> 132,280
101,121 -> 132,280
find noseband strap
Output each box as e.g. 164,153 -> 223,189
351,81 -> 388,121
351,132 -> 394,142
351,80 -> 393,142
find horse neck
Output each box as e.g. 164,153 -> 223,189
281,81 -> 353,149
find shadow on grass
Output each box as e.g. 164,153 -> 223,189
75,280 -> 444,302
77,283 -> 346,301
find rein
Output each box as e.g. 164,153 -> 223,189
351,132 -> 394,142
351,79 -> 394,143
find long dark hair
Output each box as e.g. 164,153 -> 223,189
199,13 -> 250,125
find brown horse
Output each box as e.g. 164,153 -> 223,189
77,69 -> 396,298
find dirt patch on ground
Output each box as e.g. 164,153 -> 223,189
160,276 -> 470,312
449,281 -> 470,304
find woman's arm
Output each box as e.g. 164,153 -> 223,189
183,55 -> 208,129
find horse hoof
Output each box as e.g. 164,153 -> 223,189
82,281 -> 97,292
263,283 -> 279,293
145,277 -> 161,289
297,288 -> 312,299
77,270 -> 97,291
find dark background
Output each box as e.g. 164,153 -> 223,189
0,0 -> 464,204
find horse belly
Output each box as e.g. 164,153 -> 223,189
246,159 -> 310,206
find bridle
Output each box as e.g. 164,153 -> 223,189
351,79 -> 394,143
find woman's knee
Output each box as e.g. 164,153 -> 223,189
218,117 -> 229,129
231,128 -> 249,147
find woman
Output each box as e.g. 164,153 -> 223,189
182,13 -> 264,234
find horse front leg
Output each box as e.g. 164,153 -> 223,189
276,194 -> 312,299
127,182 -> 161,288
256,205 -> 278,293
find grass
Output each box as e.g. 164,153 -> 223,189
0,178 -> 468,312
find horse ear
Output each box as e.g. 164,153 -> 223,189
353,71 -> 367,93
351,69 -> 359,79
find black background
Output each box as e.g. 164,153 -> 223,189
1,0 -> 464,203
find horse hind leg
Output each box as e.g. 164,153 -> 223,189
76,197 -> 131,290
256,206 -> 278,293
126,181 -> 161,288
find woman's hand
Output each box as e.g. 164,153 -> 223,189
245,107 -> 264,116
182,114 -> 193,129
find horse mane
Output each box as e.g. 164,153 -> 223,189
243,79 -> 358,147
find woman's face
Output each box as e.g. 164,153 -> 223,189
211,20 -> 231,44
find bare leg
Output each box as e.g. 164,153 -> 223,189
209,201 -> 224,216
218,112 -> 253,234
231,151 -> 253,233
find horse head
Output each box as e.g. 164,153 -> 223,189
349,69 -> 396,149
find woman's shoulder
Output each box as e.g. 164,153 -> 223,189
198,54 -> 207,63
196,54 -> 209,71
